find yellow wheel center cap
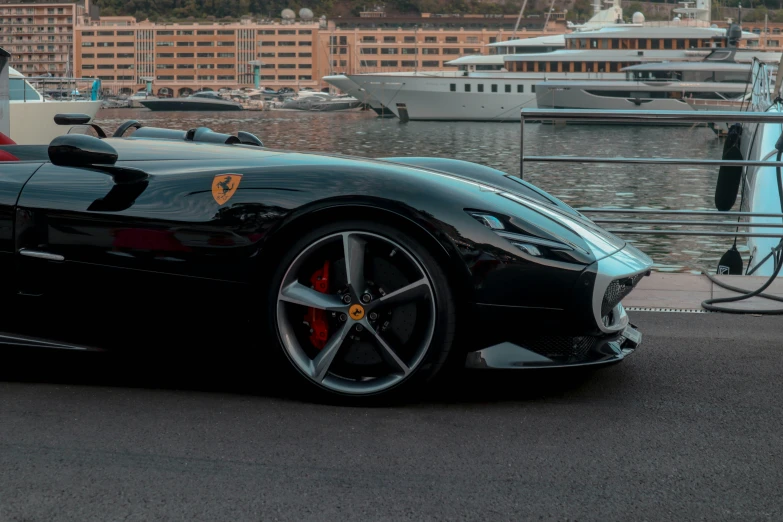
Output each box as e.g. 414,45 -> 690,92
348,304 -> 365,321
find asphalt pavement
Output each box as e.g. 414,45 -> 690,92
1,311 -> 782,521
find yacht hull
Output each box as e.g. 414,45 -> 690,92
322,75 -> 392,116
347,73 -> 624,121
9,100 -> 101,145
740,105 -> 783,277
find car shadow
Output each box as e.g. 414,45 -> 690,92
1,348 -> 635,407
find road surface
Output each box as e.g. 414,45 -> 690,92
1,312 -> 782,521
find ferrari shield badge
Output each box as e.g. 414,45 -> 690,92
212,174 -> 242,205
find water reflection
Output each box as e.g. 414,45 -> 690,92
96,109 -> 734,272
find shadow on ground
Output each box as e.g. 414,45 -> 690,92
0,348 -> 629,406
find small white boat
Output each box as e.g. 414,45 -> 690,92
8,66 -> 101,145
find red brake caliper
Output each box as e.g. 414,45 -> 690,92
306,260 -> 330,350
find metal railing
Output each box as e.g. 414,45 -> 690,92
519,108 -> 783,240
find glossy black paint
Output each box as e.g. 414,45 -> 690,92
0,133 -> 630,355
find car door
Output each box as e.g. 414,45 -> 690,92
13,158 -> 267,351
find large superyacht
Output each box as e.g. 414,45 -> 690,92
343,0 -> 770,121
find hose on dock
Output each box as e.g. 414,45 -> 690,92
700,127 -> 783,314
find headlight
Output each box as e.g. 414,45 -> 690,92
497,193 -> 625,260
468,211 -> 593,265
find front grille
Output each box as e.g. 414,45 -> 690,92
601,273 -> 644,317
519,335 -> 597,359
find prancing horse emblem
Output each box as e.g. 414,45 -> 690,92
212,174 -> 242,205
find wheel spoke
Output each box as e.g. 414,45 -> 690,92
374,278 -> 430,309
342,233 -> 366,296
310,322 -> 352,382
365,322 -> 411,376
279,281 -> 345,311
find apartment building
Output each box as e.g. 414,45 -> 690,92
0,1 -> 85,76
75,13 -> 566,95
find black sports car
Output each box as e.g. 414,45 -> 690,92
0,116 -> 652,401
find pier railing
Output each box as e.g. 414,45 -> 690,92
519,109 -> 783,240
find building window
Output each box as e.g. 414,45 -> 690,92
465,84 -> 471,92
491,84 -> 497,92
445,36 -> 458,43
156,30 -> 174,36
299,30 -> 312,35
517,85 -> 524,93
217,75 -> 235,80
177,75 -> 194,80
97,31 -> 113,36
197,30 -> 214,35
505,84 -> 511,93
97,64 -> 114,70
443,48 -> 460,55
450,83 -> 456,91
380,60 -> 397,67
197,52 -> 214,58
384,36 -> 396,43
198,75 -> 214,80
81,42 -> 94,47
261,30 -> 275,35
97,53 -> 114,58
260,75 -> 275,80
422,48 -> 439,55
364,60 -> 378,66
279,52 -> 295,57
156,64 -> 174,69
278,30 -> 295,35
117,42 -> 133,47
177,52 -> 194,58
82,31 -> 94,36
298,63 -> 312,68
381,48 -> 398,55
360,48 -> 378,54
298,52 -> 311,57
532,85 -> 536,93
176,30 -> 193,35
279,41 -> 295,46
177,64 -> 194,69
197,64 -> 214,69
298,75 -> 311,80
298,41 -> 311,46
156,75 -> 174,80
261,41 -> 275,46
279,64 -> 295,69
217,64 -> 233,69
117,75 -> 133,80
362,36 -> 376,42
217,53 -> 234,58
278,75 -> 295,80
422,60 -> 438,67
424,36 -> 436,43
217,41 -> 234,46
82,53 -> 94,59
82,64 -> 94,69
156,42 -> 173,46
404,36 -> 415,43
217,30 -> 234,35
477,84 -> 484,92
261,52 -> 275,57
401,60 -> 416,67
197,41 -> 213,46
401,48 -> 417,55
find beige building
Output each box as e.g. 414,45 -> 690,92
74,13 -> 567,95
0,1 -> 86,76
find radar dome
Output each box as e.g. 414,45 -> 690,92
672,16 -> 681,23
711,23 -> 718,28
281,9 -> 295,19
632,12 -> 644,23
299,8 -> 313,19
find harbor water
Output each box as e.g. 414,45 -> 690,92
95,108 -> 731,273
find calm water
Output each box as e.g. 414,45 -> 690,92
96,108 -> 732,273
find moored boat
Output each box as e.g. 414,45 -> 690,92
140,91 -> 243,111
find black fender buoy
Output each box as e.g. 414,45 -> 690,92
717,244 -> 743,275
715,123 -> 743,211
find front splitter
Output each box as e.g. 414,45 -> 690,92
464,324 -> 641,369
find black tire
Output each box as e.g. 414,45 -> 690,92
265,219 -> 456,404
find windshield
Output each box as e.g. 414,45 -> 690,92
9,78 -> 42,102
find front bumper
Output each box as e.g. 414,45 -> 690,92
464,321 -> 642,369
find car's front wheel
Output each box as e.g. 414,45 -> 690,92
268,220 -> 456,402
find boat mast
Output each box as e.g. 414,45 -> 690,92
512,0 -> 528,39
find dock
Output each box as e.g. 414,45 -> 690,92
624,271 -> 783,312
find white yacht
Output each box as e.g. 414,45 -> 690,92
535,59 -> 766,115
8,66 -> 102,144
345,0 -> 767,121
